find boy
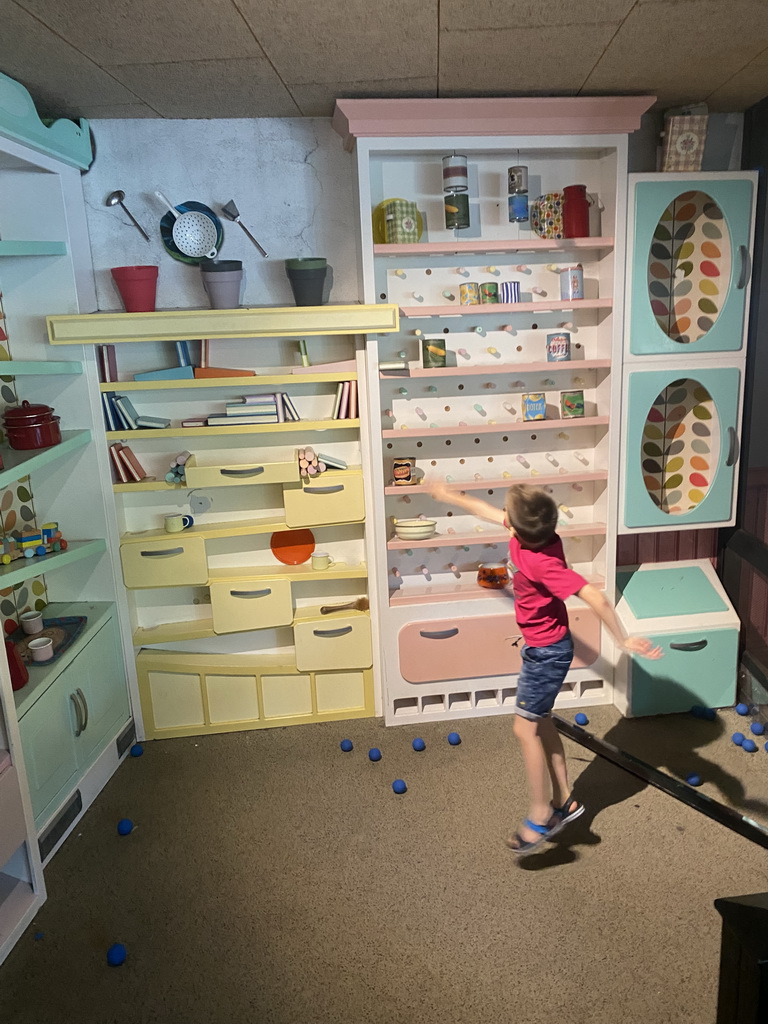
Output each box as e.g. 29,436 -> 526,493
430,481 -> 661,856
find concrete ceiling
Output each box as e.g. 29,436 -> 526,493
2,0 -> 768,119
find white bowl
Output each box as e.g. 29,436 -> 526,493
394,518 -> 436,540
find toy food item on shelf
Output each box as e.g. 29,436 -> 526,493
530,193 -> 564,239
0,524 -> 67,564
391,456 -> 417,485
422,339 -> 446,368
560,390 -> 585,418
393,518 -> 436,540
372,199 -> 424,244
477,562 -> 510,589
546,332 -> 571,362
522,393 -> 547,421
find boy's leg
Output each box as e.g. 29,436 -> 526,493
539,716 -> 570,809
511,714 -> 554,843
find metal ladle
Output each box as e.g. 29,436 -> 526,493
105,190 -> 150,242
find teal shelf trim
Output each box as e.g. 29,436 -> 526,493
0,241 -> 67,257
0,539 -> 105,589
0,430 -> 91,489
0,72 -> 92,170
0,360 -> 81,376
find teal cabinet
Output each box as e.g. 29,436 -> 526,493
19,616 -> 130,828
623,366 -> 740,530
629,174 -> 755,357
629,627 -> 737,716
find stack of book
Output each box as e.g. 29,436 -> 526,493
331,380 -> 358,420
97,345 -> 118,383
108,443 -> 150,484
207,393 -> 300,427
102,393 -> 171,431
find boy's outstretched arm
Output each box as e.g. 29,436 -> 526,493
429,480 -> 507,526
577,583 -> 663,659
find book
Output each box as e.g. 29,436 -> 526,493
182,418 -> 208,428
175,340 -> 192,367
134,366 -> 195,382
106,346 -> 117,382
117,445 -> 147,482
225,406 -> 277,417
291,359 -> 356,375
194,367 -> 255,379
108,443 -> 128,483
200,339 -> 209,368
109,395 -> 133,431
102,392 -> 118,432
275,392 -> 285,423
97,345 -> 117,383
332,382 -> 344,419
207,414 -> 279,426
281,392 -> 300,421
317,452 -> 347,470
135,415 -> 171,429
338,381 -> 351,420
114,395 -> 140,430
348,380 -> 358,420
231,394 -> 278,406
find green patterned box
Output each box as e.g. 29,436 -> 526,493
384,200 -> 420,244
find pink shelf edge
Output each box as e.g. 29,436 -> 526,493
389,575 -> 606,606
381,415 -> 610,437
400,299 -> 613,318
383,359 -> 612,379
387,523 -> 607,549
384,471 -> 609,496
374,238 -> 614,256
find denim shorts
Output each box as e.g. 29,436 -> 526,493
515,632 -> 574,720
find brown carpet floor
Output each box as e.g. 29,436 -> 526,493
1,714 -> 767,1024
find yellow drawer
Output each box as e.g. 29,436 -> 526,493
294,615 -> 372,671
120,536 -> 208,589
283,473 -> 365,528
185,454 -> 299,488
210,578 -> 293,635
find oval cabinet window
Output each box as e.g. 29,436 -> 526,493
647,191 -> 732,344
641,378 -> 720,515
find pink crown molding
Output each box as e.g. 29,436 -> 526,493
332,96 -> 657,150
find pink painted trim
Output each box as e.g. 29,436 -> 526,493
374,238 -> 614,257
400,298 -> 612,318
333,96 -> 657,149
387,522 -> 607,548
395,358 -> 612,378
381,415 -> 609,438
383,470 -> 608,495
389,574 -> 606,606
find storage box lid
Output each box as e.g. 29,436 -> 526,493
617,565 -> 727,619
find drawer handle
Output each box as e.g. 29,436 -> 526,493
419,628 -> 459,640
303,485 -> 344,494
220,466 -> 265,477
737,245 -> 752,289
70,692 -> 84,737
726,426 -> 740,467
77,688 -> 89,731
230,589 -> 272,598
312,626 -> 353,638
669,639 -> 708,652
140,547 -> 185,557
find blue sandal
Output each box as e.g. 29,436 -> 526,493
547,798 -> 585,838
505,818 -> 554,856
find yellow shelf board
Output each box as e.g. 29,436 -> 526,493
121,515 -> 288,544
106,419 -> 359,439
134,618 -> 216,646
100,371 -> 358,392
137,648 -> 302,670
48,303 -> 399,345
208,562 -> 368,584
293,604 -> 369,622
113,480 -> 186,493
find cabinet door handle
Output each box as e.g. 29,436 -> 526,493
419,628 -> 459,640
219,466 -> 265,477
77,688 -> 89,731
312,626 -> 353,638
140,547 -> 184,557
726,426 -> 740,467
70,692 -> 84,737
303,485 -> 344,494
669,639 -> 708,652
737,245 -> 752,289
229,588 -> 272,598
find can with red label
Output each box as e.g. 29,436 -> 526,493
546,332 -> 571,362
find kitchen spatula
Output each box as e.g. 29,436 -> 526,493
221,199 -> 268,257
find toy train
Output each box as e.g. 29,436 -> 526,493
0,523 -> 67,565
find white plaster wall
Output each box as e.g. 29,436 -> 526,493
80,118 -> 358,311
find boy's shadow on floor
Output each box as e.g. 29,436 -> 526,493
519,688 -> 768,871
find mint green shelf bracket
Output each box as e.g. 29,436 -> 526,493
0,72 -> 93,170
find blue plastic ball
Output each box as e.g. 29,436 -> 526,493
765,741 -> 768,752
743,739 -> 758,753
686,774 -> 702,787
107,943 -> 127,967
732,732 -> 745,746
750,722 -> 765,736
575,713 -> 589,726
339,739 -> 353,752
412,737 -> 426,752
392,779 -> 407,794
447,732 -> 461,746
368,747 -> 382,762
117,818 -> 133,836
736,703 -> 750,716
129,743 -> 143,758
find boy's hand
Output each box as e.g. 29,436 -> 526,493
429,481 -> 454,504
623,636 -> 663,659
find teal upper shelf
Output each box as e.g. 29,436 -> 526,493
0,539 -> 105,589
0,360 -> 82,375
0,430 -> 91,489
0,71 -> 92,170
0,241 -> 67,257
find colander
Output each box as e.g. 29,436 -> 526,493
155,190 -> 219,260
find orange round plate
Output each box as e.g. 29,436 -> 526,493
270,529 -> 315,565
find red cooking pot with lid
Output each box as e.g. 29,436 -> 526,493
3,400 -> 62,450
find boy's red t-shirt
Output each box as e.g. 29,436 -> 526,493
508,534 -> 588,647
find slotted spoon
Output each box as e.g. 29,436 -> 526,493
155,190 -> 218,260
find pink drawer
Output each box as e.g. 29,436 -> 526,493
399,615 -> 523,684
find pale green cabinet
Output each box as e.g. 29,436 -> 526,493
19,616 -> 130,828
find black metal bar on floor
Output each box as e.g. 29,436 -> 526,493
553,714 -> 768,851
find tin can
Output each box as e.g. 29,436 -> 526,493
480,282 -> 499,304
383,200 -> 420,244
499,281 -> 521,304
392,456 -> 417,486
477,562 -> 510,589
444,192 -> 470,230
508,166 -> 528,193
546,332 -> 571,362
459,282 -> 480,305
442,154 -> 469,193
422,338 -> 447,368
560,390 -> 585,418
508,193 -> 529,223
560,265 -> 584,301
522,393 -> 547,421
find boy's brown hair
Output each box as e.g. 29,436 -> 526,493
504,484 -> 558,549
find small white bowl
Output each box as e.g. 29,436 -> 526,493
20,611 -> 43,635
394,518 -> 437,540
28,637 -> 53,663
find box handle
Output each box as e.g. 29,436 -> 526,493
70,692 -> 84,737
220,466 -> 265,477
77,687 -> 89,731
230,589 -> 272,598
140,547 -> 184,557
669,639 -> 708,652
303,485 -> 344,495
726,426 -> 740,467
312,626 -> 353,638
737,245 -> 752,290
419,628 -> 459,640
